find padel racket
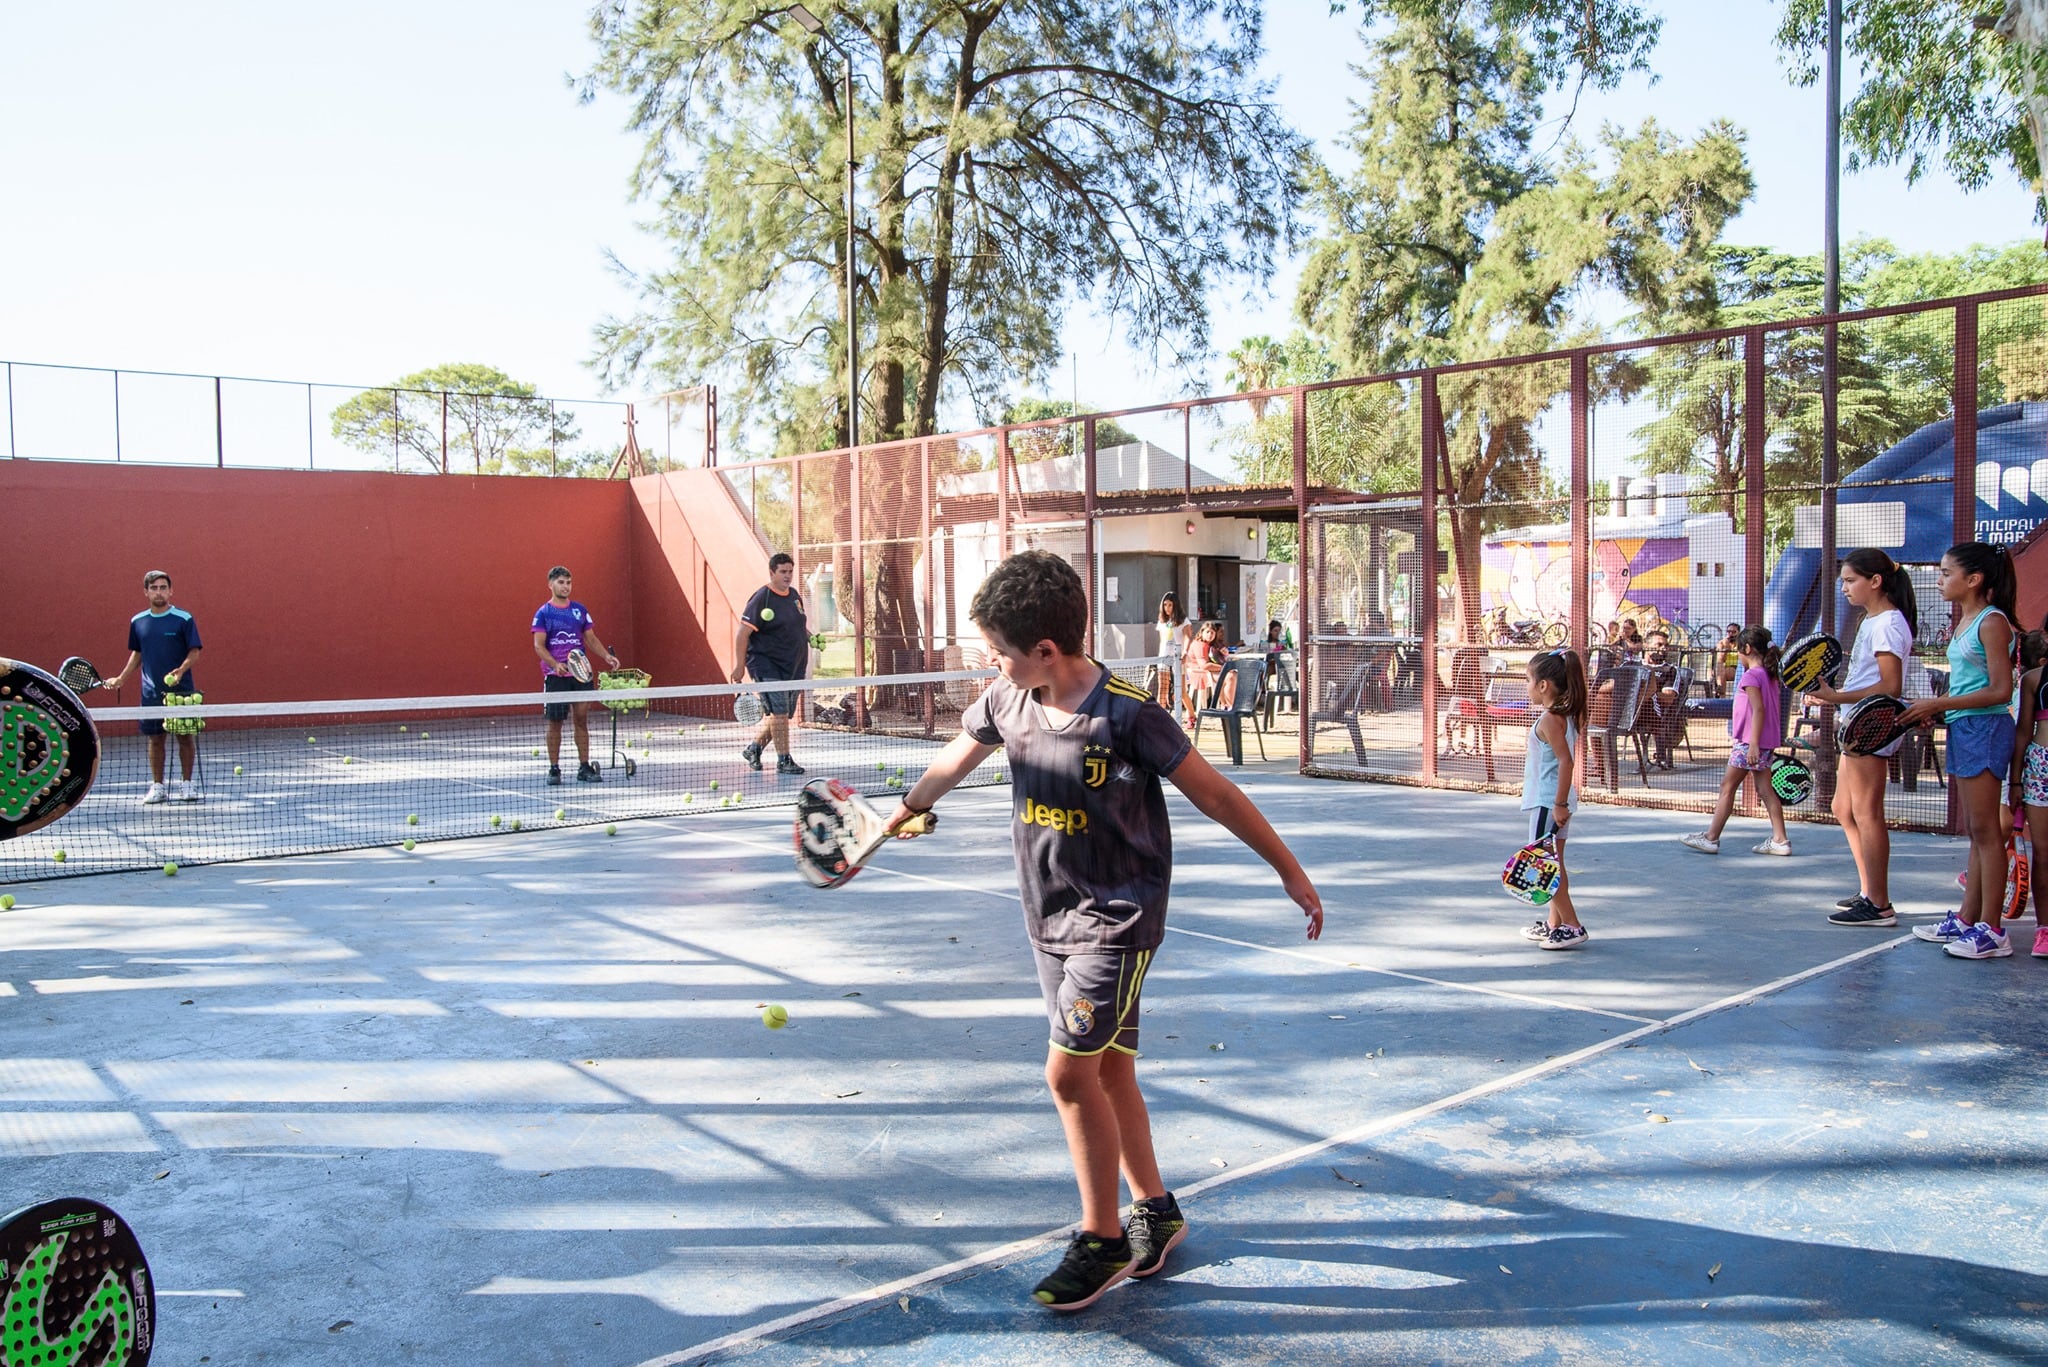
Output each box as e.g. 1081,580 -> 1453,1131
1780,633 -> 1845,693
1502,834 -> 1564,906
1,660 -> 102,841
1837,694 -> 1912,756
794,777 -> 934,889
0,1196 -> 155,1364
1768,749 -> 1814,805
565,648 -> 594,683
734,689 -> 765,728
58,656 -> 108,693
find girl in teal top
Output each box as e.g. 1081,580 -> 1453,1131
1901,543 -> 2018,959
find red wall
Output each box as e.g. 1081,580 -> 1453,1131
626,469 -> 771,686
5,460 -> 640,704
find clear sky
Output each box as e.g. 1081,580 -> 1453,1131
0,0 -> 2037,456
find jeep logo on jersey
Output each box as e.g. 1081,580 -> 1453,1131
1082,744 -> 1114,789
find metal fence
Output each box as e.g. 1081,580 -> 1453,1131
0,359 -> 635,476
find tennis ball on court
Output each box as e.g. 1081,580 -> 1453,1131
605,824 -> 617,836
489,814 -> 503,828
402,839 -> 416,852
407,813 -> 419,825
531,748 -> 541,758
233,765 -> 244,775
877,761 -> 887,771
696,724 -> 705,733
554,808 -> 567,821
887,776 -> 902,788
342,756 -> 354,765
164,862 -> 178,876
510,818 -> 523,831
762,1004 -> 788,1029
682,792 -> 693,804
0,895 -> 15,910
52,850 -> 66,863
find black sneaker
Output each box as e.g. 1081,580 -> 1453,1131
1125,1194 -> 1187,1278
547,765 -> 562,786
1031,1232 -> 1132,1311
577,762 -> 603,783
1835,896 -> 1865,909
741,742 -> 763,771
1828,898 -> 1896,927
776,754 -> 806,776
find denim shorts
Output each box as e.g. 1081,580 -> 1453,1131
1947,712 -> 2017,781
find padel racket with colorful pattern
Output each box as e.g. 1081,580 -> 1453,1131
1769,749 -> 1814,805
794,777 -> 934,889
1780,633 -> 1845,693
565,648 -> 594,684
1,661 -> 101,841
0,1197 -> 154,1365
1502,835 -> 1564,906
1837,694 -> 1912,756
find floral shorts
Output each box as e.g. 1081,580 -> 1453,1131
2024,743 -> 2048,809
1727,740 -> 1772,773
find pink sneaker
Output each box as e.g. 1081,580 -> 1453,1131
2033,926 -> 2048,959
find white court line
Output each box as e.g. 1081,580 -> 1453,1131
639,930 -> 1915,1367
685,818 -> 1661,1026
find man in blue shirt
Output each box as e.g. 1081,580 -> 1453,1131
531,566 -> 619,785
104,569 -> 204,804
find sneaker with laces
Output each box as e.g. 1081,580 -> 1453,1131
1828,898 -> 1896,927
1540,923 -> 1589,951
776,754 -> 806,776
176,780 -> 202,803
1125,1194 -> 1187,1278
1680,832 -> 1720,854
1031,1232 -> 1132,1310
547,765 -> 562,786
577,762 -> 603,783
2032,926 -> 2048,958
1913,911 -> 1971,943
1519,919 -> 1551,942
740,742 -> 763,771
141,782 -> 168,805
1751,838 -> 1791,856
1945,923 -> 2012,959
1835,895 -> 1865,909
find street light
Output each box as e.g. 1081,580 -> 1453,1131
788,3 -> 860,451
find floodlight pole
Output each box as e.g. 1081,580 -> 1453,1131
1820,0 -> 1842,638
790,5 -> 859,451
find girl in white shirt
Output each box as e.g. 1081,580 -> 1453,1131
1807,549 -> 1918,928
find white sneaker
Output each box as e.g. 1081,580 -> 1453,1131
141,782 -> 168,805
176,780 -> 201,803
1751,838 -> 1792,856
1681,832 -> 1720,854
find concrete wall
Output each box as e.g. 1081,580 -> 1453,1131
6,460 -> 637,703
625,468 -> 770,686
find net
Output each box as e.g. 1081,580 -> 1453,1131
3,660 -> 1168,883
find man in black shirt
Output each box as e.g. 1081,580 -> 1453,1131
730,552 -> 808,775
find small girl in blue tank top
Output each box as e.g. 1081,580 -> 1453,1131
1900,543 -> 2019,958
1519,650 -> 1589,951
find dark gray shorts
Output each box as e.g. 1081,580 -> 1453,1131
542,674 -> 595,723
1033,946 -> 1154,1057
745,658 -> 801,717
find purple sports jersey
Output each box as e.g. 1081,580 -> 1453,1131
531,600 -> 594,675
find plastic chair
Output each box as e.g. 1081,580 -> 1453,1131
1195,659 -> 1269,766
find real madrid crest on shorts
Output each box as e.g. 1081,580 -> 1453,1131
1065,997 -> 1096,1037
1081,743 -> 1114,789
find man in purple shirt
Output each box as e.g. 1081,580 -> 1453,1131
531,566 -> 618,785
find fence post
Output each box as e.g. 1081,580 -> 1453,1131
1293,387 -> 1310,772
1420,372 -> 1440,782
996,426 -> 1013,556
306,382 -> 315,469
5,363 -> 13,459
1569,356 -> 1590,657
114,371 -> 123,463
1950,300 -> 1982,836
1744,330 -> 1767,625
391,390 -> 401,473
851,442 -> 868,729
1084,416 -> 1099,657
440,392 -> 449,474
550,400 -> 559,477
921,439 -> 935,737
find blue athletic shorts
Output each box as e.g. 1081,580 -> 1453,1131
1947,712 -> 2016,781
138,688 -> 197,738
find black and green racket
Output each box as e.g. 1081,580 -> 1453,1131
1,660 -> 102,841
0,1197 -> 154,1364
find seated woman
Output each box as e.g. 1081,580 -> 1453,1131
1180,620 -> 1229,724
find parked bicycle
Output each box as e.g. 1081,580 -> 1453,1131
1484,608 -> 1567,648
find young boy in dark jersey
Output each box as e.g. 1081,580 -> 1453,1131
888,550 -> 1325,1311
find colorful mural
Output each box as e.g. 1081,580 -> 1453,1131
1481,536 -> 1690,626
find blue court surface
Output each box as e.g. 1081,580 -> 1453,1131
1,773 -> 2043,1365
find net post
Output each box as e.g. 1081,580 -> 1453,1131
921,439 -> 935,738
1743,329 -> 1766,625
1419,371 -> 1440,782
1084,415 -> 1099,657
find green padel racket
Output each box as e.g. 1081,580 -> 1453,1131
1,660 -> 102,841
0,1196 -> 154,1365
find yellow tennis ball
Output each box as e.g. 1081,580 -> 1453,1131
682,792 -> 693,803
164,862 -> 178,876
554,808 -> 567,821
342,756 -> 354,765
532,748 -> 541,758
760,607 -> 775,622
233,765 -> 244,775
52,850 -> 66,862
399,725 -> 408,733
407,813 -> 419,825
489,814 -> 502,827
0,894 -> 15,910
605,824 -> 617,836
163,671 -> 178,685
307,736 -> 317,744
709,779 -> 720,790
421,732 -> 430,739
510,818 -> 523,831
402,839 -> 416,852
762,1004 -> 788,1029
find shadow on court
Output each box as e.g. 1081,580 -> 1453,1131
0,774 -> 2040,1365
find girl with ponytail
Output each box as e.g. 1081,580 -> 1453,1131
1809,549 -> 1917,927
1518,650 -> 1591,950
1900,543 -> 2020,958
1681,627 -> 1791,856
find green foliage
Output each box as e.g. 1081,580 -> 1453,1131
1333,0 -> 1664,91
330,363 -> 586,476
1002,398 -> 1140,453
583,0 -> 1308,456
1773,0 -> 2048,205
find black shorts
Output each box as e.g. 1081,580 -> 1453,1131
1034,946 -> 1154,1057
746,659 -> 802,717
543,674 -> 596,723
139,689 -> 197,738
